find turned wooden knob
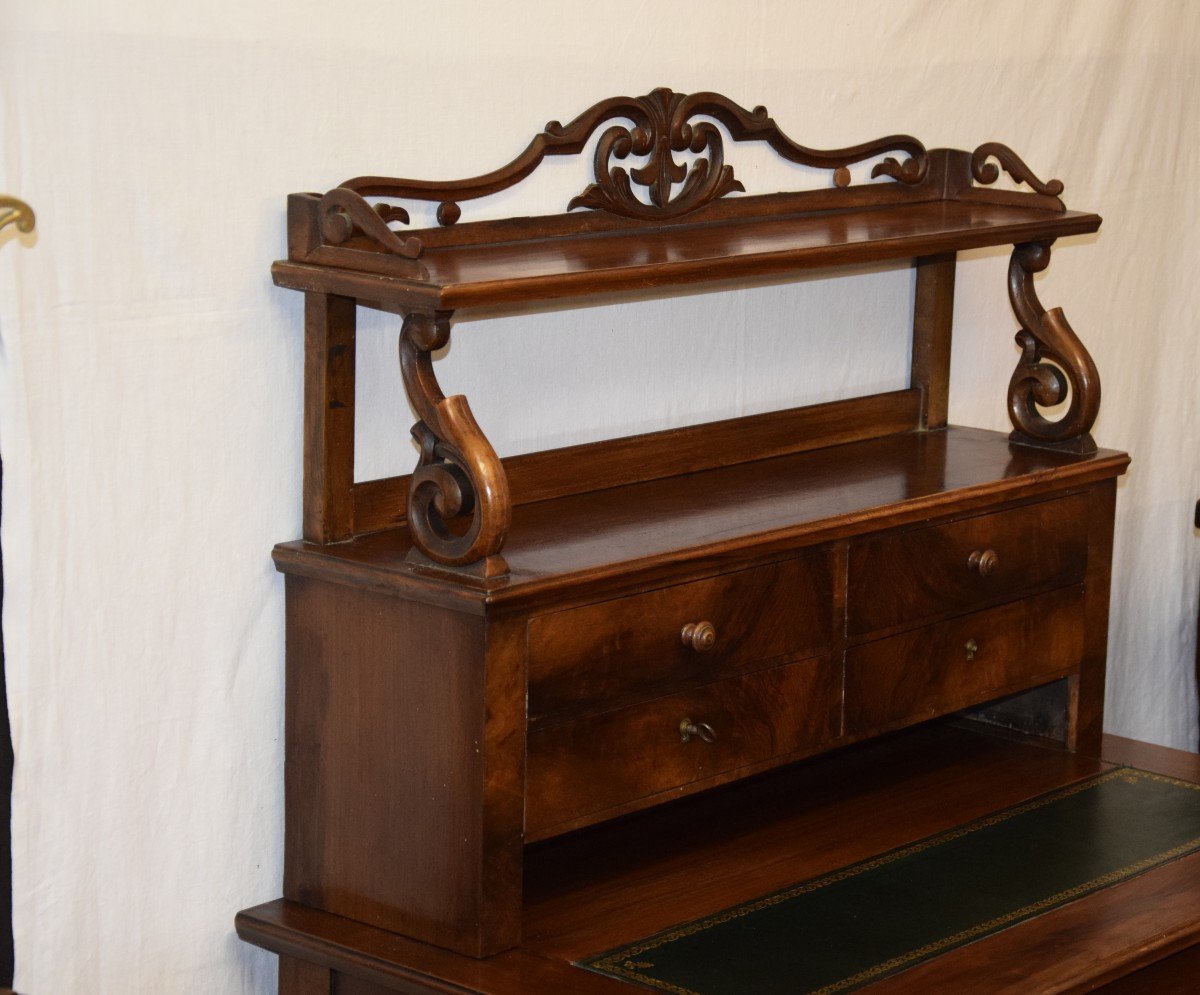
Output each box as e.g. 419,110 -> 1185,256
680,620 -> 717,652
968,549 -> 999,576
679,718 -> 717,744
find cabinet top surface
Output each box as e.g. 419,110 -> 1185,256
275,427 -> 1128,610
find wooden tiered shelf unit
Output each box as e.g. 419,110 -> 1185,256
237,89 -> 1130,993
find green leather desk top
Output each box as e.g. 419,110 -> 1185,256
580,767 -> 1200,994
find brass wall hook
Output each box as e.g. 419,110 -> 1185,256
0,195 -> 36,237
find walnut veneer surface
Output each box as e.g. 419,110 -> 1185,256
240,726 -> 1200,994
237,89 -> 1140,992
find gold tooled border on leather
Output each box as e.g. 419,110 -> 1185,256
581,768 -> 1200,995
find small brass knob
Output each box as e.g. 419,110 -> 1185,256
968,549 -> 999,576
679,718 -> 717,744
964,638 -> 979,661
681,620 -> 717,652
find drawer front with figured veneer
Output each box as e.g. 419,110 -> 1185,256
527,553 -> 833,724
525,656 -> 842,835
845,585 -> 1085,735
847,493 -> 1089,636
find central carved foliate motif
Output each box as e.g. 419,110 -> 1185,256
563,88 -> 745,220
327,87 -> 930,251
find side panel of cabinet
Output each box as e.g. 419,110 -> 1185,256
282,576 -> 524,957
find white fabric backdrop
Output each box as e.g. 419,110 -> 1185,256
1,1 -> 1197,990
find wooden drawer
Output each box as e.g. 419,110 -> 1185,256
526,656 -> 841,834
527,553 -> 833,724
845,585 -> 1085,735
847,493 -> 1089,635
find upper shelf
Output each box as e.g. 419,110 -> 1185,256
272,88 -> 1100,312
278,199 -> 1099,311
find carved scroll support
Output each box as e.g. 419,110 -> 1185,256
1006,242 -> 1100,454
400,311 -> 510,577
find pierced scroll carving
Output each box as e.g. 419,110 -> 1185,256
561,88 -> 926,220
1006,242 -> 1100,453
563,89 -> 745,219
400,312 -> 510,574
972,143 -> 1065,204
328,87 -> 927,248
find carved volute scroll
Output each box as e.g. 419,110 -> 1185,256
1006,242 -> 1100,453
318,188 -> 424,259
400,312 -> 510,575
972,143 -> 1065,208
322,87 -> 928,255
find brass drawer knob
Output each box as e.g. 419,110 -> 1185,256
965,638 -> 979,661
681,620 -> 717,652
967,549 -> 999,576
679,718 -> 717,744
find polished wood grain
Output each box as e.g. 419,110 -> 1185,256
302,293 -> 356,544
871,853 -> 1200,993
868,736 -> 1200,994
279,955 -> 331,995
399,310 -> 510,572
250,94 -> 1127,990
279,427 -> 1127,612
1070,478 -> 1117,756
284,93 -> 1081,291
522,723 -> 1109,961
351,388 -> 923,537
845,586 -> 1085,734
277,99 -> 1105,573
1096,733 -> 1200,787
527,553 -> 833,724
275,200 -> 1100,313
242,901 -> 635,994
246,725 -> 1200,993
262,441 -> 1126,975
1006,241 -> 1101,453
910,253 -> 956,429
971,142 -> 1065,201
526,655 -> 841,835
847,490 -> 1089,635
1096,946 -> 1200,994
283,576 -> 523,957
542,729 -> 1197,984
337,88 -> 926,228
331,975 -> 396,995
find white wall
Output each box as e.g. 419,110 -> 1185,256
1,1 -> 1197,990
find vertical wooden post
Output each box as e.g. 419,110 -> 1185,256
910,253 -> 957,430
279,955 -> 332,995
303,293 -> 356,543
1068,478 -> 1117,755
